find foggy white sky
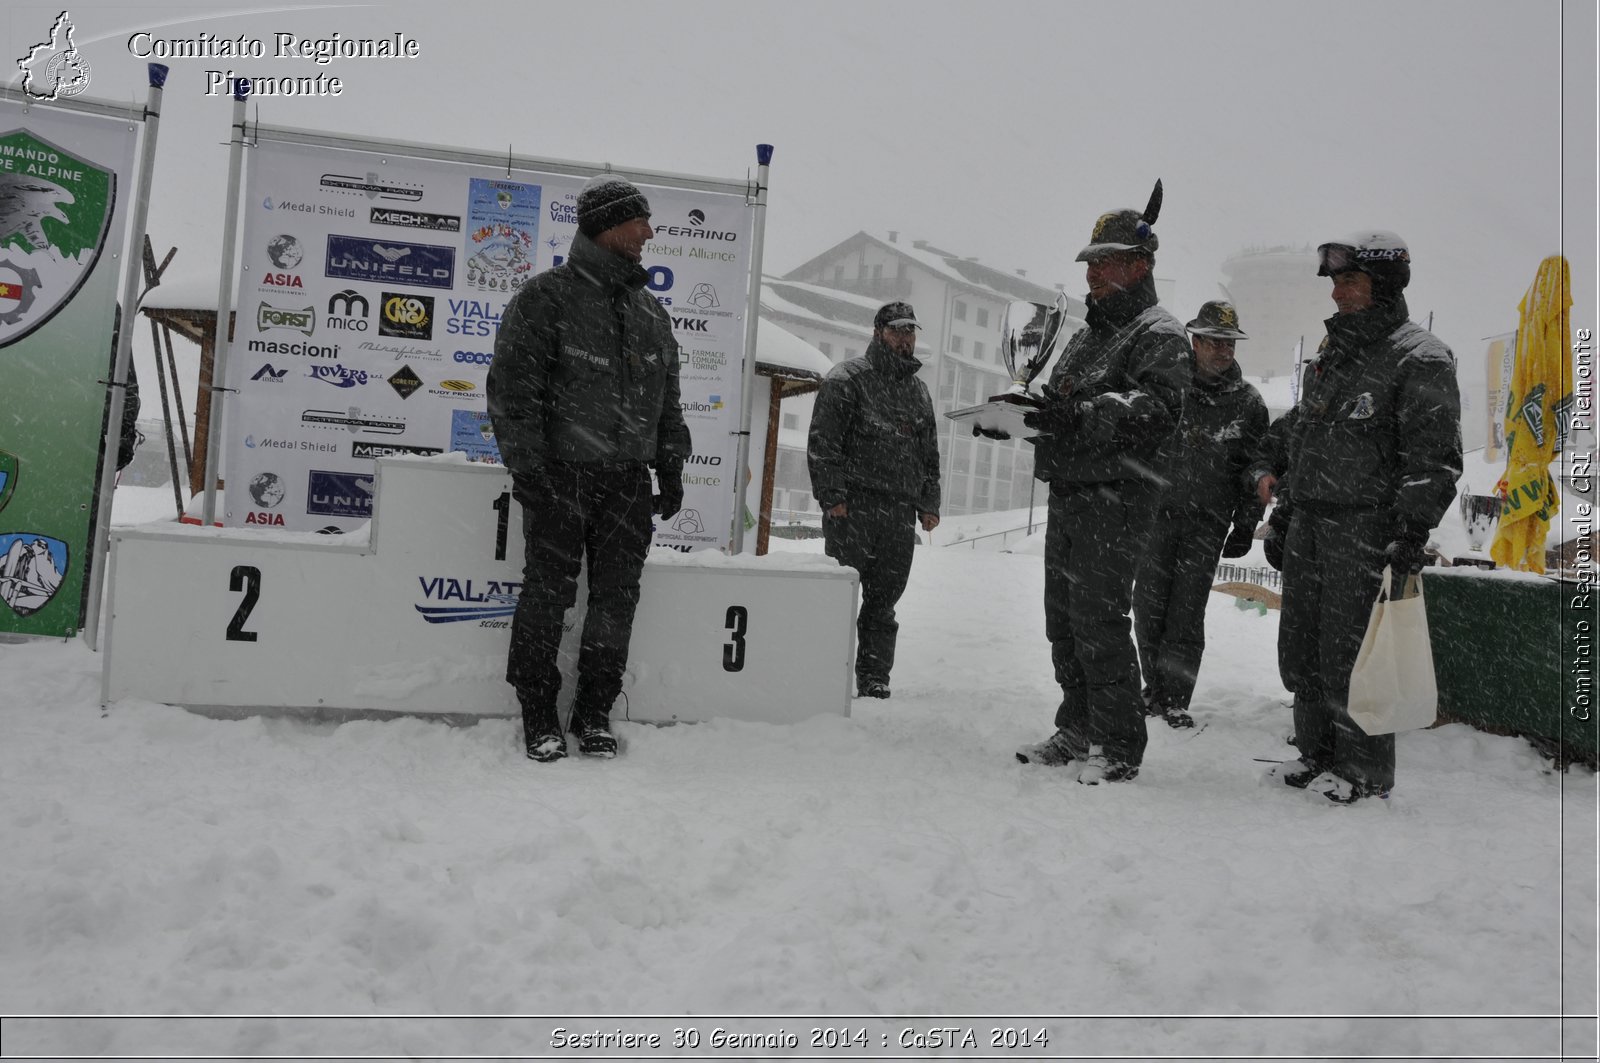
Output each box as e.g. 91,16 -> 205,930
5,0 -> 1595,428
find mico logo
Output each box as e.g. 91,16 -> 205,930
326,289 -> 370,331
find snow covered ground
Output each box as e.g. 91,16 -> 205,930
1,489 -> 1594,1060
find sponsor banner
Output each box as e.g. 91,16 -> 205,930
227,137 -> 753,548
0,101 -> 137,635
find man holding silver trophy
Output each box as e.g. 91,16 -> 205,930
1008,183 -> 1192,783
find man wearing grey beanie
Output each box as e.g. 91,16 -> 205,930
488,173 -> 692,763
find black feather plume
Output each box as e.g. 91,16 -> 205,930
1141,180 -> 1163,226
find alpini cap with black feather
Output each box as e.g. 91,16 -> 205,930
1076,180 -> 1163,262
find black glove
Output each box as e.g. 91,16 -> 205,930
1221,522 -> 1255,558
1263,505 -> 1292,572
654,460 -> 684,521
972,424 -> 1011,441
1384,528 -> 1429,576
1021,398 -> 1086,436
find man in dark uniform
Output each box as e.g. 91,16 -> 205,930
487,174 -> 692,763
1266,230 -> 1461,802
1134,301 -> 1268,729
807,302 -> 941,699
1014,183 -> 1191,783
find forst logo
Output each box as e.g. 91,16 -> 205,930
326,289 -> 370,331
257,301 -> 315,335
379,292 -> 434,340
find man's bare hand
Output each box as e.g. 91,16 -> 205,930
920,512 -> 940,532
827,502 -> 848,517
1256,473 -> 1278,508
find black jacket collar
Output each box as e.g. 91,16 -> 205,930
1085,272 -> 1160,331
866,338 -> 923,379
567,231 -> 649,292
1322,296 -> 1411,362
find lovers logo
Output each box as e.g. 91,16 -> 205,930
0,129 -> 116,347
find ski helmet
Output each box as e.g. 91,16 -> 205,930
1316,230 -> 1411,303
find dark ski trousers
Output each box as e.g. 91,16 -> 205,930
1278,502 -> 1395,793
823,494 -> 917,686
1133,508 -> 1231,711
1044,478 -> 1157,767
506,461 -> 654,738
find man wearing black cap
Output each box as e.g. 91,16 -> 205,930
1132,301 -> 1268,729
487,173 -> 692,763
807,301 -> 941,699
1014,184 -> 1191,783
1263,230 -> 1461,803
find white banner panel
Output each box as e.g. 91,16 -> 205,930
222,137 -> 752,551
104,458 -> 856,723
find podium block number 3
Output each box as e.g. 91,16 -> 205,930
723,605 -> 747,672
226,565 -> 262,643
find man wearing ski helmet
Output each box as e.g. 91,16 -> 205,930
1014,181 -> 1191,784
1266,230 -> 1461,803
1134,301 -> 1269,730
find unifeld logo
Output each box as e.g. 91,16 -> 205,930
414,576 -> 523,623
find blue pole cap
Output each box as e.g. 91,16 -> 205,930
147,63 -> 169,88
232,78 -> 251,101
757,144 -> 774,165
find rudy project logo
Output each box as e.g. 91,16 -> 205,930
257,301 -> 315,335
378,292 -> 434,339
16,12 -> 91,101
0,129 -> 116,347
0,532 -> 69,618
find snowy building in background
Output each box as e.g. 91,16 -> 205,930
1218,246 -> 1328,385
765,231 -> 1087,518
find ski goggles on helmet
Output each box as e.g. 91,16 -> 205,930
1317,241 -> 1410,277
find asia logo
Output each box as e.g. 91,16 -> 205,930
257,301 -> 314,335
307,469 -> 374,518
15,12 -> 91,101
307,364 -> 369,388
261,234 -> 304,288
0,127 -> 115,347
244,471 -> 287,526
326,289 -> 370,331
379,292 -> 434,340
326,235 -> 455,289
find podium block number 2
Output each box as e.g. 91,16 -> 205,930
226,565 -> 262,642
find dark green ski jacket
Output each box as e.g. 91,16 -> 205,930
1284,296 -> 1462,536
487,232 -> 691,471
1155,358 -> 1269,527
807,339 -> 941,515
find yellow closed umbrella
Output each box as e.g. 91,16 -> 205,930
1491,255 -> 1573,572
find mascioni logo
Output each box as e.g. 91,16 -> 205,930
247,338 -> 340,358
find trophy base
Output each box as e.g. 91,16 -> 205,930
944,392 -> 1043,438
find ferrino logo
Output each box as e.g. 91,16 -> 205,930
413,576 -> 523,624
257,301 -> 314,335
